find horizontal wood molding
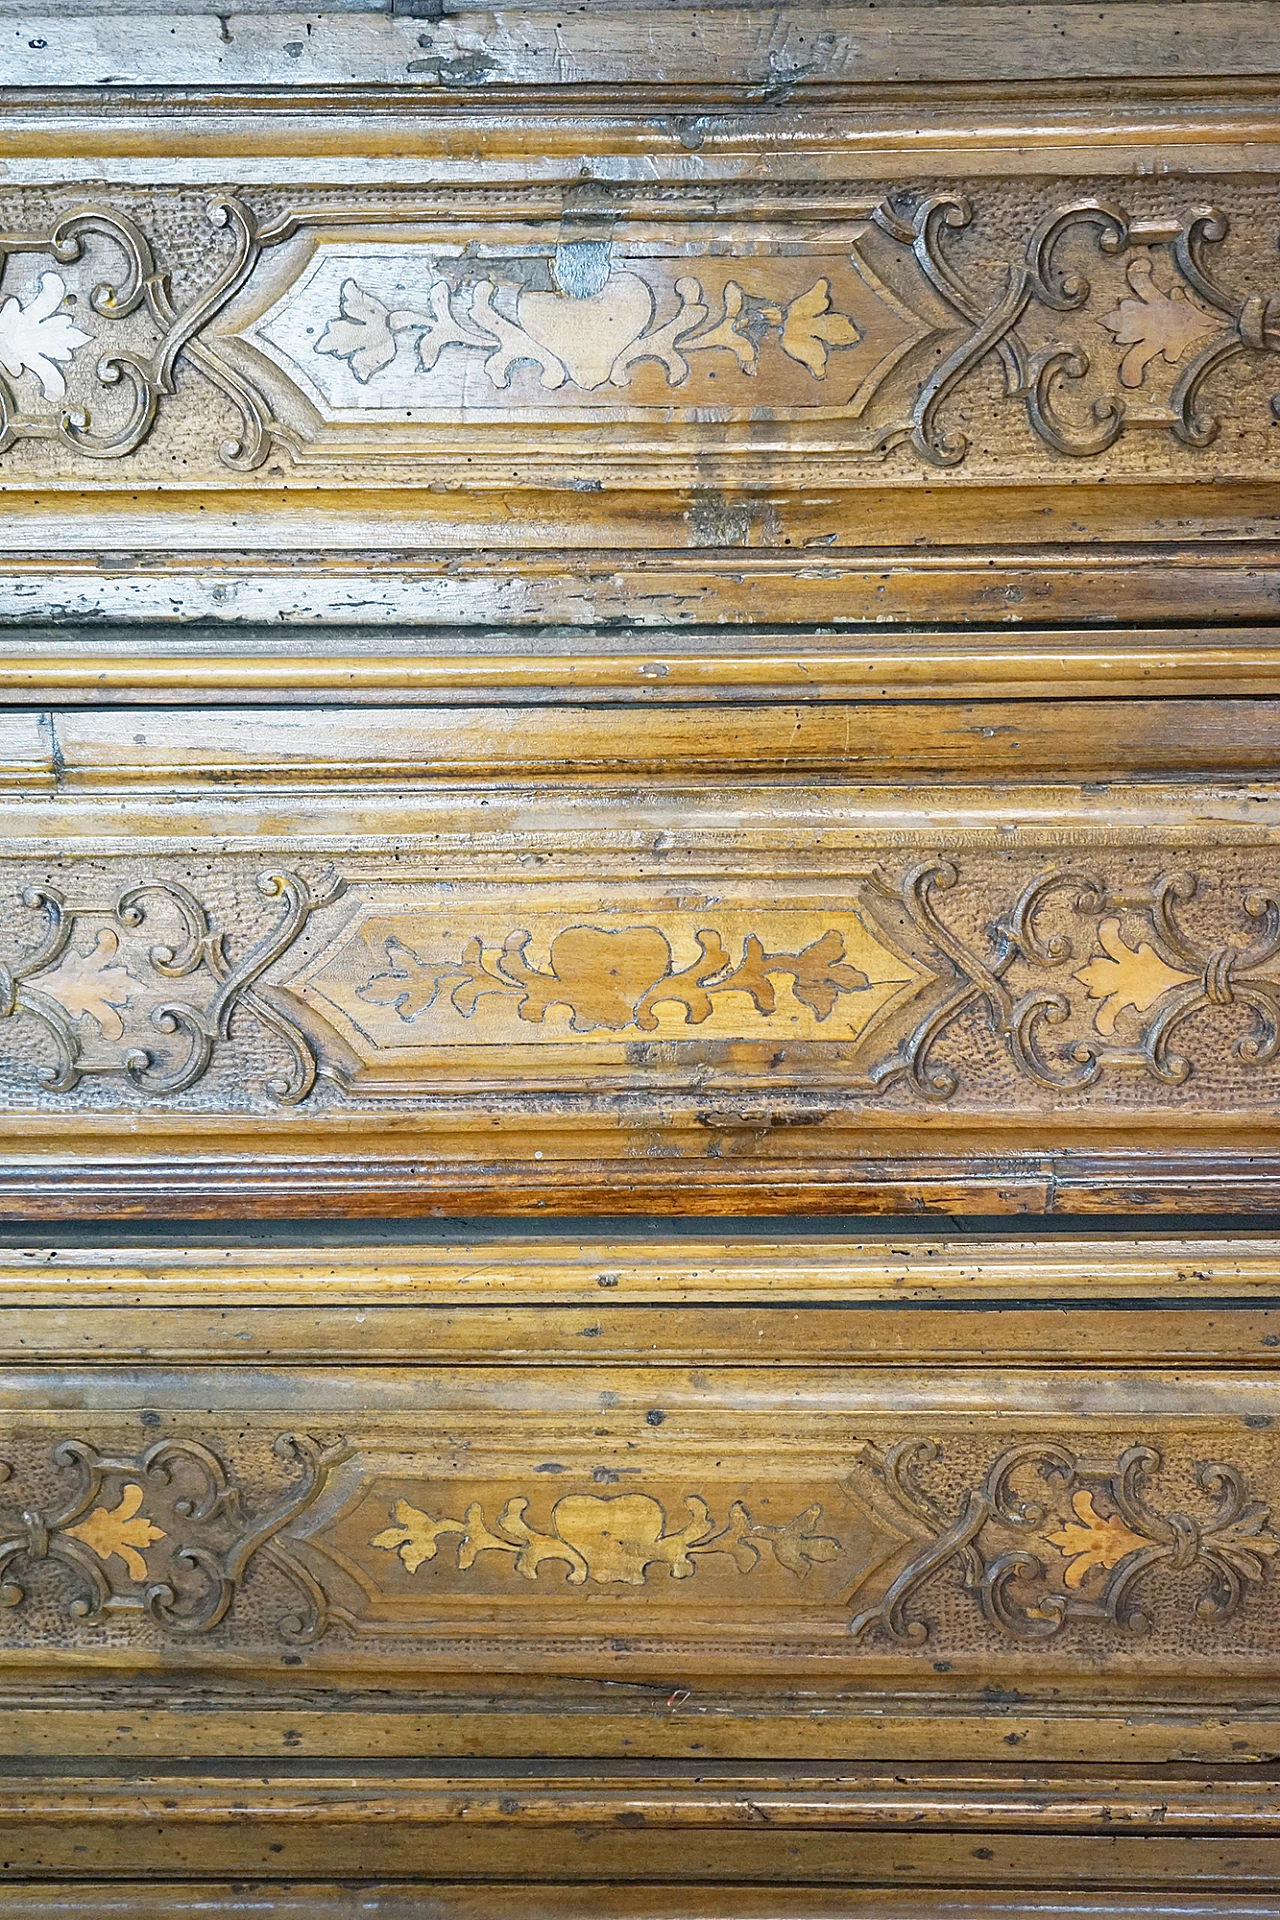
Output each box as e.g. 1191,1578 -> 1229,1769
7,630 -> 1280,706
3,1776 -> 1280,1882
2,1896 -> 1279,1920
6,1896 -> 1280,1920
6,699 -> 1279,781
1,765 -> 1279,1210
2,1232 -> 1280,1756
0,1234 -> 1277,1363
7,6 -> 1280,92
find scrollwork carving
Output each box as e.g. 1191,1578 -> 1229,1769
878,862 -> 1280,1099
0,196 -> 278,466
888,194 -> 1280,463
0,1432 -> 349,1639
851,1441 -> 1280,1646
2,185 -> 1277,472
0,868 -> 344,1103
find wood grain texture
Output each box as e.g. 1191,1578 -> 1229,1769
8,5 -> 1280,91
0,1233 -> 1280,1773
30,699 -> 1280,779
2,175 -> 1279,495
9,628 -> 1280,707
1,1810 -> 1280,1885
9,3 -> 1280,1903
4,1896 -> 1280,1920
2,745 -> 1280,1211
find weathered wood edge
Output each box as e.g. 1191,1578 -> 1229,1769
1,1235 -> 1274,1363
0,1233 -> 1271,1298
6,698 -> 1278,781
1,1891 -> 1277,1920
10,76 -> 1280,162
11,1892 -> 1280,1920
0,1148 -> 1277,1217
5,5 -> 1279,92
5,1682 -> 1280,1762
7,1764 -> 1280,1831
5,631 -> 1280,704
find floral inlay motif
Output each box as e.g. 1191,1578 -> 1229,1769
1045,1490 -> 1150,1588
65,1483 -> 166,1581
1100,254 -> 1218,388
1072,918 -> 1195,1036
315,257 -> 864,395
0,271 -> 90,401
30,928 -> 143,1041
372,1490 -> 843,1587
358,923 -> 874,1035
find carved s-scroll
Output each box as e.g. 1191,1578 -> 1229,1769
0,1432 -> 350,1640
0,868 -> 344,1103
852,1441 -> 1280,1646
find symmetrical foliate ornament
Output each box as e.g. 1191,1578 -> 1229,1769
3,858 -> 1280,1113
0,869 -> 343,1103
0,1433 -> 349,1638
2,187 -> 1279,477
852,1441 -> 1280,1645
371,1489 -> 843,1587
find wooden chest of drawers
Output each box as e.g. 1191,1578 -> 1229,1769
0,1231 -> 1278,1909
3,3 -> 1280,1216
6,1 -> 1280,1910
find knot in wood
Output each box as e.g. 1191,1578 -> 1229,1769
1165,1510 -> 1201,1570
1241,293 -> 1280,352
1201,947 -> 1239,1005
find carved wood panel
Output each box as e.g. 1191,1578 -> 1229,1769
1,771 -> 1278,1208
7,3 -> 1280,1909
1,182 -> 1278,491
0,1240 -> 1273,1698
1,1381 -> 1279,1687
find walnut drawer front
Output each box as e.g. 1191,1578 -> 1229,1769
0,1233 -> 1277,1770
3,703 -> 1280,1216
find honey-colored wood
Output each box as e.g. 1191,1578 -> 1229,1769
5,29 -> 1280,647
0,1235 -> 1275,1728
8,628 -> 1280,707
1,1231 -> 1280,1906
7,5 -> 1280,1905
2,723 -> 1280,1212
7,1891 -> 1280,1920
